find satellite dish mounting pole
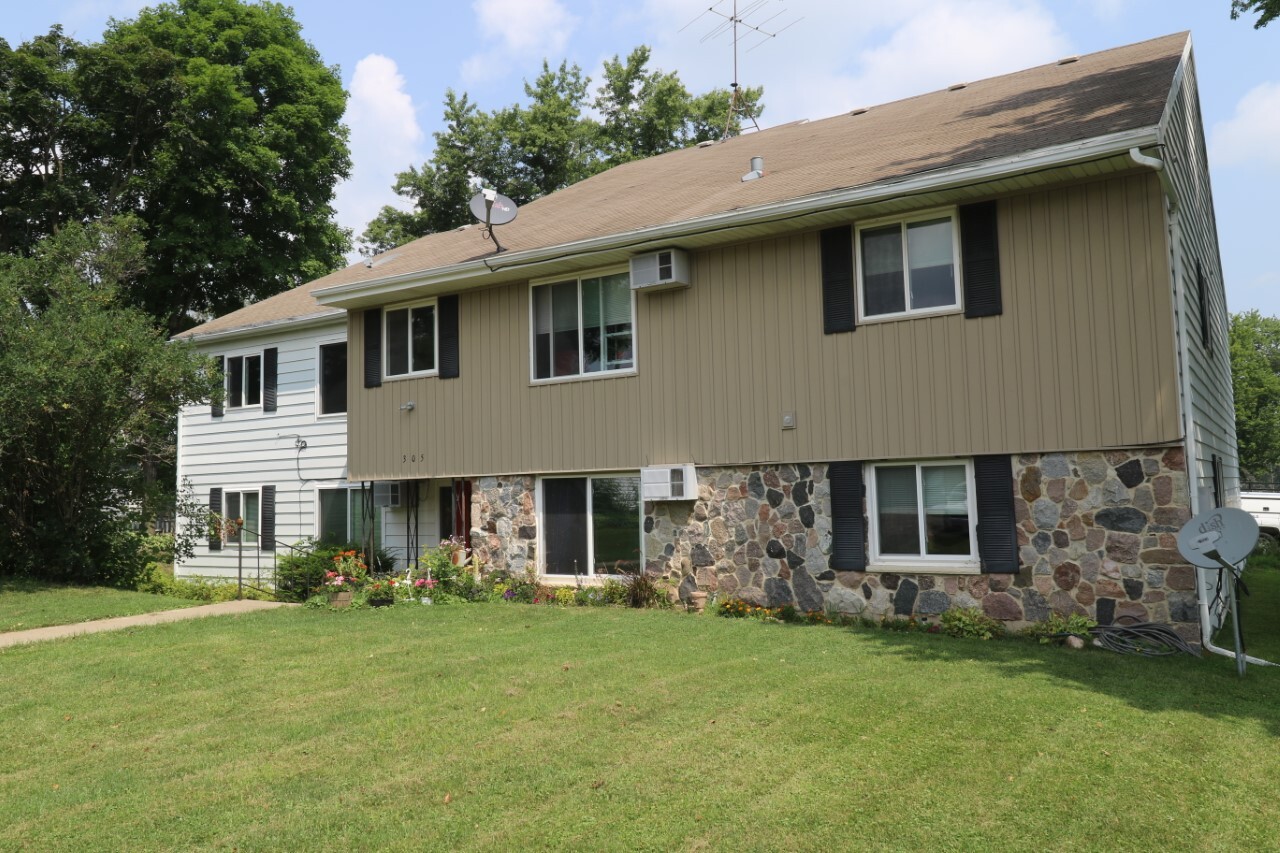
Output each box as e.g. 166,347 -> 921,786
483,189 -> 505,253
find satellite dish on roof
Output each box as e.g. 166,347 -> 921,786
469,190 -> 518,227
468,187 -> 517,254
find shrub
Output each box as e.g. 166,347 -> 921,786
138,563 -> 273,601
939,607 -> 1004,640
1024,612 -> 1098,644
274,540 -> 394,602
622,572 -> 671,609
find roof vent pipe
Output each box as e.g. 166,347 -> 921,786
1129,146 -> 1179,212
741,156 -> 764,182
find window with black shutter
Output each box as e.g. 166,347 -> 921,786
972,455 -> 1017,573
828,461 -> 866,570
319,342 -> 348,415
208,487 -> 222,551
820,226 -> 855,334
364,308 -> 382,388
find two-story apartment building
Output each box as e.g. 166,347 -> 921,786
180,32 -> 1237,643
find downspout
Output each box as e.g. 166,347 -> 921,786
1129,147 -> 1180,212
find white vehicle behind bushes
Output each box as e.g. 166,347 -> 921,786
1241,492 -> 1280,553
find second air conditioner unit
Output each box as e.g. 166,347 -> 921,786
641,464 -> 698,501
373,480 -> 402,508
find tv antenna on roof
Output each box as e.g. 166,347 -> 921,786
682,0 -> 802,138
467,176 -> 517,253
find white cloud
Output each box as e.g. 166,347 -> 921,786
1211,82 -> 1280,173
333,54 -> 426,255
462,0 -> 578,85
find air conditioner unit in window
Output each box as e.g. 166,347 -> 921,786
641,464 -> 698,501
373,480 -> 402,508
629,249 -> 691,292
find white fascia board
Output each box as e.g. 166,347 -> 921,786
174,310 -> 346,346
314,125 -> 1160,309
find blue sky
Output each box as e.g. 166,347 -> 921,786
3,0 -> 1277,314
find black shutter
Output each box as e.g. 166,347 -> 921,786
820,226 -> 856,334
364,308 -> 383,388
263,348 -> 278,412
974,455 -> 1017,573
1197,259 -> 1211,351
260,486 -> 276,551
960,201 -> 1002,318
208,487 -> 223,551
211,357 -> 225,417
439,294 -> 460,379
1211,453 -> 1223,508
828,461 -> 866,570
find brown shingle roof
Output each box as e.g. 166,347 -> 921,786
180,31 -> 1187,340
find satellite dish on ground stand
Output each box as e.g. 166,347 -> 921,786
468,188 -> 517,253
1177,507 -> 1260,676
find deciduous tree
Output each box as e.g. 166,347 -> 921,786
1230,310 -> 1280,483
0,218 -> 219,584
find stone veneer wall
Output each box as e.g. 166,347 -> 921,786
470,475 -> 538,574
465,450 -> 1199,640
643,448 -> 1199,638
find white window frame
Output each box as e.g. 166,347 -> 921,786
314,484 -> 384,547
536,472 -> 643,582
383,297 -> 439,381
223,349 -> 264,410
222,487 -> 262,549
866,458 -> 980,572
314,337 -> 348,419
855,207 -> 964,323
529,265 -> 638,385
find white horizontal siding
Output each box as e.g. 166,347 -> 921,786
176,321 -> 352,579
1162,50 -> 1239,516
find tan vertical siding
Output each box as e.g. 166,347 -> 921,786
348,171 -> 1181,480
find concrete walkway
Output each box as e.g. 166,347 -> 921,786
0,599 -> 292,649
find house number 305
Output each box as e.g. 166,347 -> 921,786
402,452 -> 423,463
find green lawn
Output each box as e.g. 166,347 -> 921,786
3,604 -> 1279,851
0,578 -> 195,632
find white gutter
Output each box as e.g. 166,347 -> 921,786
175,309 -> 344,345
315,125 -> 1160,307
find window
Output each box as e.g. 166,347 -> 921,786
318,342 -> 347,415
532,272 -> 634,380
224,489 -> 260,547
385,301 -> 437,378
868,460 -> 977,566
226,354 -> 262,408
541,475 -> 641,577
317,486 -> 382,548
857,211 -> 961,320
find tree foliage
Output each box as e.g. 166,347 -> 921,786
0,218 -> 220,585
1231,0 -> 1280,28
0,0 -> 351,333
359,46 -> 762,254
1230,311 -> 1280,483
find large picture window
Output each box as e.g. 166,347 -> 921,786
857,211 -> 961,320
317,486 -> 382,548
541,475 -> 641,577
532,272 -> 634,380
385,301 -> 437,378
318,341 -> 347,415
868,460 -> 977,566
